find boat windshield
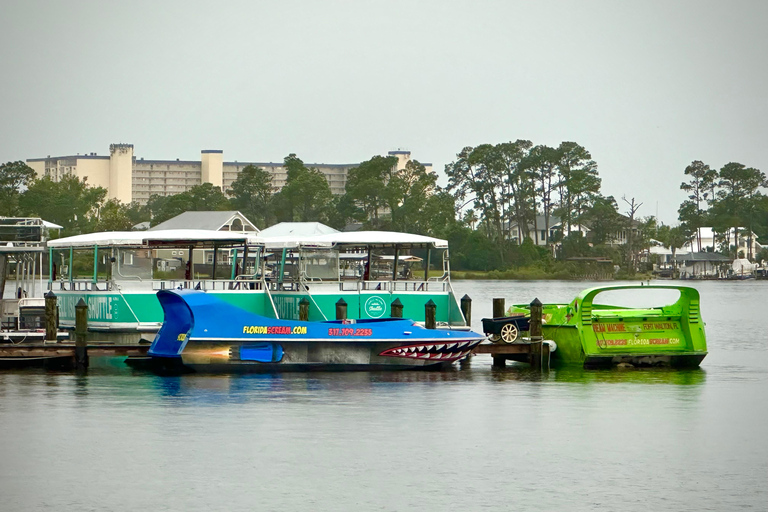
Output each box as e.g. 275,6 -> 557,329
116,248 -> 153,280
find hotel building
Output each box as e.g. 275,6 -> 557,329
26,145 -> 429,205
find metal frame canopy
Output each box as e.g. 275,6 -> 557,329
47,229 -> 261,249
260,230 -> 448,250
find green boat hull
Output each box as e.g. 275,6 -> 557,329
516,285 -> 708,368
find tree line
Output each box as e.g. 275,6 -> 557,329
2,143 -> 766,274
671,160 -> 768,261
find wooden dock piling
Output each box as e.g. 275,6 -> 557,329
74,298 -> 89,369
424,300 -> 436,329
299,297 -> 309,321
460,295 -> 472,326
45,291 -> 57,343
529,298 -> 543,370
390,298 -> 403,318
492,298 -> 505,319
335,298 -> 347,321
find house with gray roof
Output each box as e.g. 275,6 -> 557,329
676,252 -> 731,279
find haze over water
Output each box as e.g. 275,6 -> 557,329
1,280 -> 765,511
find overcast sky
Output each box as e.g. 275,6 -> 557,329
2,0 -> 766,224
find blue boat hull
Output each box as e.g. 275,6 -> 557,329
133,289 -> 485,373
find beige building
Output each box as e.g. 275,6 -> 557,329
27,146 -> 430,206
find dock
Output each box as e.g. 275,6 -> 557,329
473,338 -> 551,369
0,342 -> 148,368
471,297 -> 551,370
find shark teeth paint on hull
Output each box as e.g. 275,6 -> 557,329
379,340 -> 481,361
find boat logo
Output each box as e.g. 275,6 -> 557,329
364,296 -> 387,318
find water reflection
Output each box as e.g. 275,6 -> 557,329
488,363 -> 706,386
133,367 -> 481,405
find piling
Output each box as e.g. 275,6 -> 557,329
492,298 -> 505,319
459,295 -> 473,366
541,340 -> 551,371
45,291 -> 57,342
335,298 -> 347,321
460,294 -> 472,326
529,298 -> 543,370
74,298 -> 89,369
424,300 -> 436,329
390,298 -> 403,318
299,297 -> 309,321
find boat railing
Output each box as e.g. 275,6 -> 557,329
335,280 -> 451,293
152,279 -> 266,291
427,272 -> 450,282
50,279 -> 110,292
50,278 -> 267,293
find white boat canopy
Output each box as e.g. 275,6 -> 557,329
48,229 -> 260,248
47,228 -> 448,251
260,230 -> 448,250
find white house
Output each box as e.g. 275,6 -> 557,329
683,227 -> 762,259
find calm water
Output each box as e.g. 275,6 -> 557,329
1,280 -> 766,511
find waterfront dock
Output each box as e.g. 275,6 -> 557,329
471,297 -> 551,370
0,342 -> 148,368
473,338 -> 550,370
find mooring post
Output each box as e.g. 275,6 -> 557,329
336,298 -> 347,321
45,291 -> 57,343
541,340 -> 551,371
529,297 -> 543,370
459,295 -> 473,365
391,298 -> 403,318
299,297 -> 310,321
425,299 -> 436,329
74,298 -> 89,369
492,297 -> 505,319
460,294 -> 472,326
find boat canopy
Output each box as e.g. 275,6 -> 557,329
47,228 -> 448,252
260,230 -> 448,250
48,229 -> 261,248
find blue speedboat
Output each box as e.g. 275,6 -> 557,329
128,289 -> 485,373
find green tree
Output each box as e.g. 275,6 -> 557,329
711,162 -> 767,259
19,175 -> 107,235
420,190 -> 460,238
520,145 -> 558,245
0,161 -> 36,216
496,140 -> 534,243
580,195 -> 622,245
446,146 -> 504,242
272,154 -> 333,223
227,164 -> 274,229
94,199 -> 149,231
678,160 -> 717,252
555,142 -> 600,235
344,155 -> 398,227
148,183 -> 230,226
656,224 -> 688,271
385,160 -> 438,233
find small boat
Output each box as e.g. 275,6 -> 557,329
509,285 -> 708,367
127,289 -> 485,373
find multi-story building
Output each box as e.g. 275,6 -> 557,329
26,146 -> 430,205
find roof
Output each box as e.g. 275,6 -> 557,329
48,229 -> 257,248
149,211 -> 258,232
261,230 -> 448,250
258,222 -> 339,238
675,252 -> 731,262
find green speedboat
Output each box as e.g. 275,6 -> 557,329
511,285 -> 708,367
